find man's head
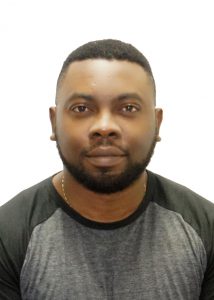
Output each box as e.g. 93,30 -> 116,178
50,39 -> 162,194
56,39 -> 156,103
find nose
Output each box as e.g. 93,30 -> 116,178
89,111 -> 121,141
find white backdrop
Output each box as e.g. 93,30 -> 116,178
0,0 -> 213,205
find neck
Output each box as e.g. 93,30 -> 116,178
53,170 -> 147,223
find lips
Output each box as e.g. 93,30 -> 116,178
86,146 -> 126,157
85,146 -> 126,167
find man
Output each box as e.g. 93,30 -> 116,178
0,39 -> 213,300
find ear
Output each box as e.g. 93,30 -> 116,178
49,106 -> 57,141
155,108 -> 163,142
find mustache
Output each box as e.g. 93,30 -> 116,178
55,133 -> 129,157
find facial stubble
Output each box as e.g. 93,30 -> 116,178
56,134 -> 157,194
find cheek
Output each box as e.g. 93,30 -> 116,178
126,124 -> 156,157
56,120 -> 89,158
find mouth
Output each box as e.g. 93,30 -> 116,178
85,146 -> 127,168
86,146 -> 126,157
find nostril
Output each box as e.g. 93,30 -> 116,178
90,131 -> 118,143
93,132 -> 101,137
108,132 -> 117,138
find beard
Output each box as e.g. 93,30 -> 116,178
56,137 -> 157,194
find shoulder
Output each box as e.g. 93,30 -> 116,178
148,170 -> 214,256
0,176 -> 61,291
150,171 -> 214,215
148,171 -> 214,297
0,176 -> 59,266
0,176 -> 58,227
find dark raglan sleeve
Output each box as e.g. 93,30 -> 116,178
0,194 -> 31,300
0,238 -> 22,299
0,177 -> 58,299
153,172 -> 214,300
199,215 -> 214,300
200,261 -> 214,299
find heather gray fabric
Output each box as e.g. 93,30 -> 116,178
0,170 -> 214,299
20,203 -> 206,300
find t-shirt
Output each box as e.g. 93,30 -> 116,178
0,170 -> 213,300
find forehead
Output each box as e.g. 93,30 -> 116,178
57,59 -> 154,102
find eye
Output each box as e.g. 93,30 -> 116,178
121,104 -> 138,113
72,105 -> 89,113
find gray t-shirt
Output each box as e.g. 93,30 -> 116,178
0,170 -> 214,299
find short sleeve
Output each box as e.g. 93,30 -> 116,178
200,243 -> 214,299
0,238 -> 22,299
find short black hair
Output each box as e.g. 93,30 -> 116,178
56,39 -> 156,101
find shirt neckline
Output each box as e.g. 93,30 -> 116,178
50,170 -> 155,230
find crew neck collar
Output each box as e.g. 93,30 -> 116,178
50,170 -> 155,230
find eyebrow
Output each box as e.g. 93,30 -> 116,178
65,93 -> 94,103
64,92 -> 144,104
117,93 -> 143,103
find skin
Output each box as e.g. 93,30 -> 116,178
50,59 -> 163,223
